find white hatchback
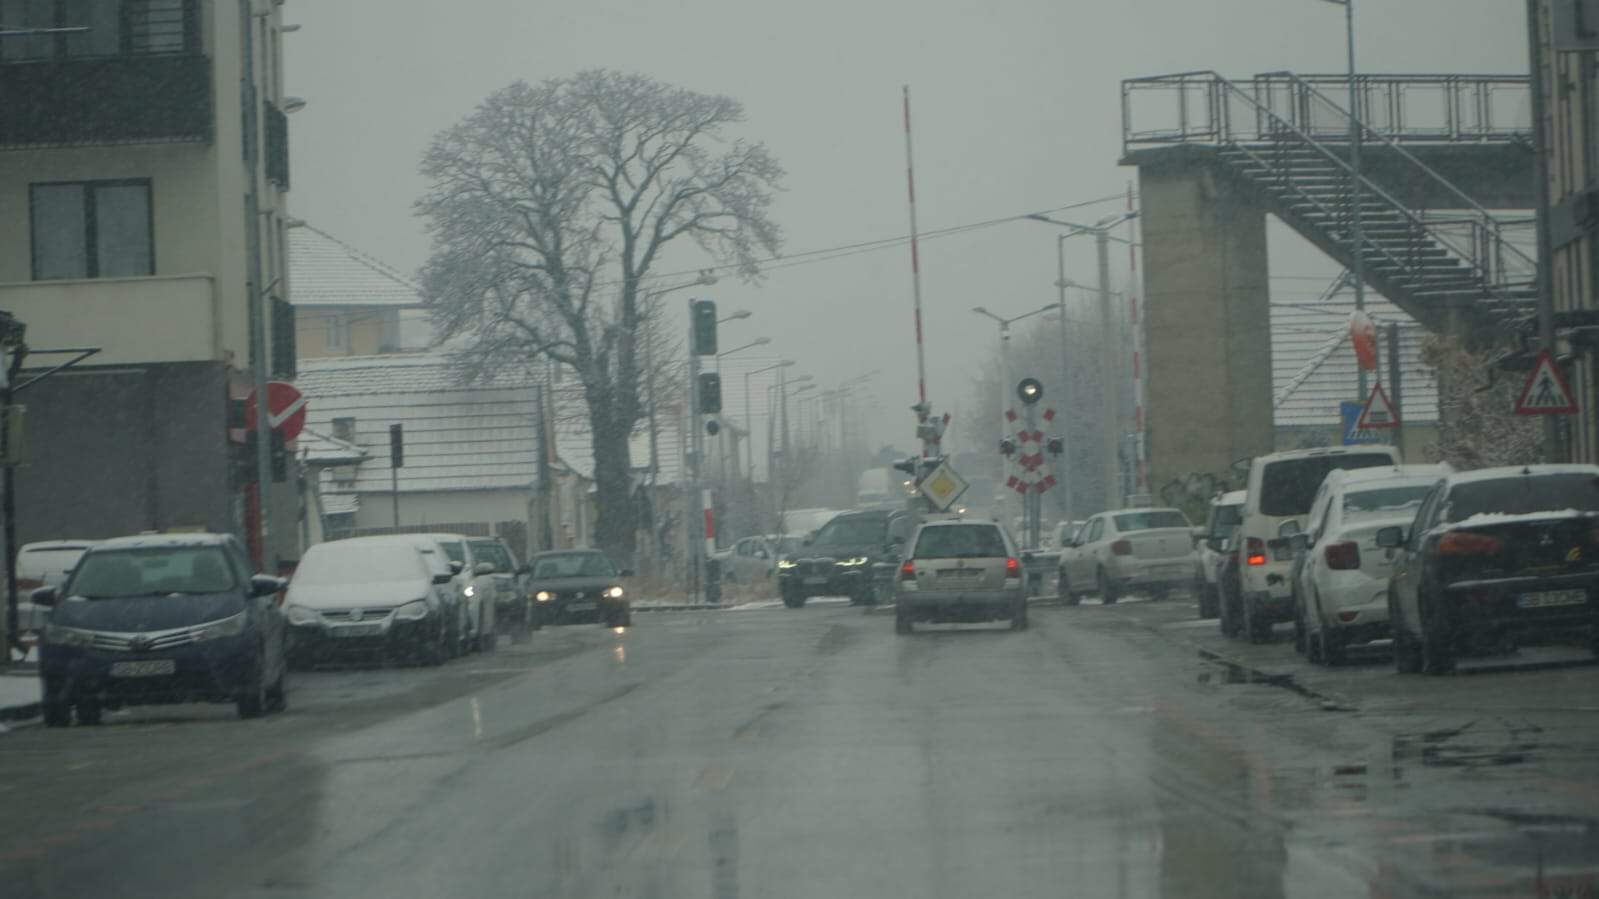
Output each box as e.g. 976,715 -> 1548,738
1295,464 -> 1450,664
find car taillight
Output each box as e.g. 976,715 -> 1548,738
1005,557 -> 1021,577
1437,531 -> 1504,556
1323,541 -> 1360,570
1110,540 -> 1132,556
900,560 -> 916,581
1246,537 -> 1267,566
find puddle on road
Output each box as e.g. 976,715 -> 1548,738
1193,650 -> 1355,711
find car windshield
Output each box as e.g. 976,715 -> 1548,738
68,547 -> 235,598
296,541 -> 427,584
813,518 -> 888,546
1208,504 -> 1242,536
1446,474 -> 1599,521
912,525 -> 1007,559
437,541 -> 466,564
470,541 -> 514,571
1343,484 -> 1432,520
533,553 -> 616,579
1114,510 -> 1189,531
1259,454 -> 1395,516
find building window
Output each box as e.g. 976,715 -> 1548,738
0,0 -> 198,62
331,417 -> 356,443
324,314 -> 349,352
29,179 -> 153,280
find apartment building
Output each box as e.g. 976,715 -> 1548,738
0,0 -> 298,567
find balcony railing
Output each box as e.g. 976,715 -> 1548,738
0,53 -> 211,148
0,274 -> 220,366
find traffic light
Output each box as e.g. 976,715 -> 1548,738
691,300 -> 718,356
698,372 -> 722,414
891,456 -> 918,476
705,419 -> 721,437
999,437 -> 1016,456
389,423 -> 404,468
1046,436 -> 1064,456
1016,377 -> 1044,405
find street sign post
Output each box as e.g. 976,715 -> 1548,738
1341,401 -> 1381,444
1514,350 -> 1579,415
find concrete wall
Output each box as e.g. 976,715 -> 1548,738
14,362 -> 234,542
350,487 -> 531,534
1141,163 -> 1275,496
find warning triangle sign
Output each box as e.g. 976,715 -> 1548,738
1356,383 -> 1400,430
1514,350 -> 1578,415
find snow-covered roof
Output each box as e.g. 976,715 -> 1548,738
289,224 -> 423,309
297,353 -> 686,498
1446,463 -> 1599,485
298,427 -> 368,466
1272,290 -> 1440,428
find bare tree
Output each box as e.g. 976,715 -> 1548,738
1422,335 -> 1543,469
417,71 -> 784,557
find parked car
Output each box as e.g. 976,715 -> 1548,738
776,509 -> 914,608
416,533 -> 497,653
284,536 -> 454,667
713,535 -> 778,585
1234,445 -> 1402,642
895,519 -> 1027,633
1292,465 -> 1450,664
469,537 -> 534,637
1380,464 -> 1599,675
1194,492 -> 1244,619
1214,530 -> 1245,638
405,537 -> 470,656
12,539 -> 97,643
1053,521 -> 1088,604
33,533 -> 288,725
528,550 -> 633,626
1058,507 -> 1196,604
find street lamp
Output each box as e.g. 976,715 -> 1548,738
747,360 -> 795,481
1318,0 -> 1368,399
719,309 -> 752,324
717,336 -> 771,362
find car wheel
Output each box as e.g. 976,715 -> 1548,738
895,608 -> 912,635
1011,599 -> 1029,631
782,589 -> 806,609
1321,627 -> 1347,667
237,659 -> 267,719
1219,588 -> 1240,637
1097,568 -> 1119,605
1392,590 -> 1423,674
1419,594 -> 1456,675
1245,598 -> 1273,644
1197,582 -> 1219,619
1292,593 -> 1307,655
266,668 -> 288,713
75,698 -> 103,727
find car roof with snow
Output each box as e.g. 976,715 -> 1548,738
1324,463 -> 1452,488
1445,464 -> 1599,486
1215,490 -> 1247,505
91,532 -> 234,551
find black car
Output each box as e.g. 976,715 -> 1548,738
528,550 -> 633,627
776,509 -> 913,608
33,533 -> 289,726
1380,465 -> 1599,674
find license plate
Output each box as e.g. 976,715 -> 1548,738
332,624 -> 383,638
1517,589 -> 1588,609
109,659 -> 176,678
936,569 -> 982,579
567,602 -> 596,612
804,577 -> 828,586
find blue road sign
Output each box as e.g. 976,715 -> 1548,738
1341,401 -> 1380,445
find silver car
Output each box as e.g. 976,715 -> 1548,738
895,520 -> 1027,633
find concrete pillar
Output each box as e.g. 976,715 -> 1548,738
1140,163 -> 1275,499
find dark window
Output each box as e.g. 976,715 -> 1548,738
1086,519 -> 1104,543
1207,503 -> 1242,537
813,517 -> 888,546
1445,473 -> 1599,522
912,525 -> 1007,559
1342,485 -> 1433,518
470,541 -> 514,572
533,552 -> 616,579
331,417 -> 356,443
67,545 -> 237,597
0,0 -> 198,62
30,179 -> 152,279
1258,453 -> 1396,517
1113,510 -> 1190,531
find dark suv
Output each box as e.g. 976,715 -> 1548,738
776,509 -> 913,607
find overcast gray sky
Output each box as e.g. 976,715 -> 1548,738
285,0 -> 1525,451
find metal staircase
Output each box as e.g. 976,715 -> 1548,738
1122,71 -> 1536,336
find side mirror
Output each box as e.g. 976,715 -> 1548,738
432,572 -> 454,585
474,561 -> 496,576
448,560 -> 464,576
1218,537 -> 1235,553
1288,534 -> 1309,555
30,585 -> 58,607
1278,519 -> 1303,538
1375,526 -> 1405,549
250,574 -> 287,597
619,568 -> 636,577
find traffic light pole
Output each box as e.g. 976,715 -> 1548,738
1025,401 -> 1041,549
686,297 -> 703,601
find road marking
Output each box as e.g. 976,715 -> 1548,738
471,697 -> 483,739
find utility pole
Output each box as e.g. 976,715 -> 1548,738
1387,323 -> 1403,452
241,0 -> 274,568
1053,238 -> 1073,520
1527,0 -> 1563,462
534,380 -> 553,552
686,297 -> 703,600
1094,229 -> 1119,509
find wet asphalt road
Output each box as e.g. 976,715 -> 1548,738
1,595 -> 1597,899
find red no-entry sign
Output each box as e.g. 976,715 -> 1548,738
245,381 -> 308,441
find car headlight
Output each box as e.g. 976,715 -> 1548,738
840,557 -> 869,567
606,586 -> 624,599
42,623 -> 93,647
777,560 -> 798,570
194,611 -> 249,642
463,585 -> 476,598
395,599 -> 430,621
536,591 -> 553,602
285,604 -> 322,627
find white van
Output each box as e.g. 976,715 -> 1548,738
1235,445 -> 1401,642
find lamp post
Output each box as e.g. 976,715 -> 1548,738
1319,0 -> 1368,400
1028,211 -> 1138,510
747,360 -> 795,482
973,305 -> 1058,525
714,337 -> 771,483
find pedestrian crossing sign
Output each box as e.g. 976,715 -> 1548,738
1514,350 -> 1578,415
1341,401 -> 1380,445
